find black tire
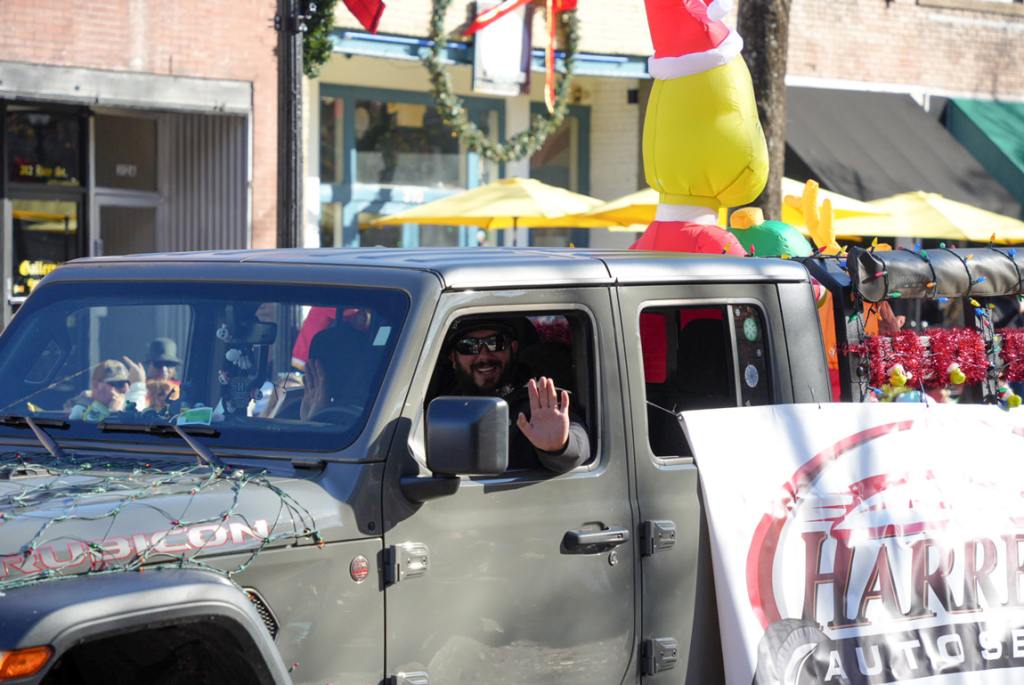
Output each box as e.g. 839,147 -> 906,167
752,618 -> 833,685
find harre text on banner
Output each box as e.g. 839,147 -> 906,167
683,403 -> 1024,685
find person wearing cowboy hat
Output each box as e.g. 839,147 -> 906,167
443,317 -> 589,473
140,338 -> 182,382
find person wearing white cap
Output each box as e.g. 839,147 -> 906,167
66,360 -> 148,422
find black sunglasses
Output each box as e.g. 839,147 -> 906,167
105,380 -> 130,391
454,334 -> 510,356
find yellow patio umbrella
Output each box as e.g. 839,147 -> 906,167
831,191 -> 1024,244
369,177 -> 615,230
582,187 -> 659,226
582,179 -> 885,229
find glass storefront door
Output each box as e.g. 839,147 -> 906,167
92,113 -> 159,257
2,105 -> 88,323
97,205 -> 157,256
3,197 -> 83,321
10,198 -> 80,296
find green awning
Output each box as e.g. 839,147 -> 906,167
946,99 -> 1024,213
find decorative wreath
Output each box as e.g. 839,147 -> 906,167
424,0 -> 580,162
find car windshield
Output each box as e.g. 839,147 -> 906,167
0,281 -> 409,452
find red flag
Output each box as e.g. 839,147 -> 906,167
343,0 -> 386,33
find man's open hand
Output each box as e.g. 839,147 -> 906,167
122,356 -> 146,385
516,377 -> 570,453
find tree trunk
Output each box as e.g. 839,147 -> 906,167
737,0 -> 792,220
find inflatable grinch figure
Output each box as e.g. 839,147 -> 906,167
632,0 -> 768,255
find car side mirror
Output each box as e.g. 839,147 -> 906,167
426,396 -> 509,476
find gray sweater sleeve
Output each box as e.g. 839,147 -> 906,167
535,421 -> 591,474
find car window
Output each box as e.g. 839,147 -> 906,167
640,303 -> 772,457
424,311 -> 596,472
0,281 -> 409,452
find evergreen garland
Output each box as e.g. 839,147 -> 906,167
304,0 -> 340,79
424,0 -> 579,162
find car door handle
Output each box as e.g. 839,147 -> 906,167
562,526 -> 631,553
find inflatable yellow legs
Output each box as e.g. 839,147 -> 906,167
644,56 -> 768,210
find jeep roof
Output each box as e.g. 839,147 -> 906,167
61,248 -> 812,290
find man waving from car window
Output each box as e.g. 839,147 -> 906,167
444,318 -> 590,473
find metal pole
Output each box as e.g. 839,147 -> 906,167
277,0 -> 305,248
1,199 -> 11,328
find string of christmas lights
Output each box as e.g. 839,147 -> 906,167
0,451 -> 320,593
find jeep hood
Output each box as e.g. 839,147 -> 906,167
0,455 -> 375,589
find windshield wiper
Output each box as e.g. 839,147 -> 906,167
0,415 -> 69,460
98,422 -> 225,470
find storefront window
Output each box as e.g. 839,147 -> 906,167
354,100 -> 463,188
358,211 -> 401,247
355,212 -> 461,248
418,225 -> 461,247
530,115 -> 580,247
531,116 -> 578,190
5,110 -> 82,186
320,96 -> 344,185
10,199 -> 80,298
320,201 -> 344,247
476,109 -> 501,186
95,115 -> 156,191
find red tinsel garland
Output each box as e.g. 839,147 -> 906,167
853,328 -> 1011,389
863,331 -> 926,388
1000,329 -> 1024,382
926,328 -> 989,386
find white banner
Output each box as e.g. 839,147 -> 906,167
472,0 -> 532,97
683,403 -> 1024,685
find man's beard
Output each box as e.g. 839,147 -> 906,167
453,356 -> 516,397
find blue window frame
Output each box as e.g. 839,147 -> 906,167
319,84 -> 505,248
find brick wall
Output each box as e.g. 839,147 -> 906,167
0,0 -> 281,248
788,0 -> 1024,98
586,77 -> 642,200
334,0 -> 1024,98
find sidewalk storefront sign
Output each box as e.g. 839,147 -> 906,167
683,403 -> 1024,684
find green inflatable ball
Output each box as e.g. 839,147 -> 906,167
728,220 -> 814,258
